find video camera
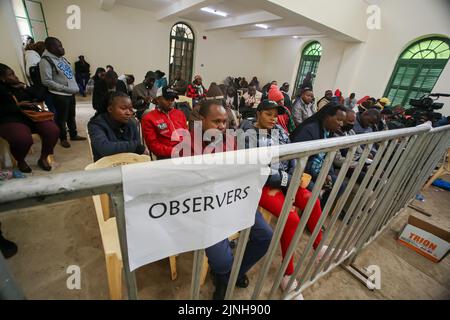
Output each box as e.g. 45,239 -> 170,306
406,93 -> 449,126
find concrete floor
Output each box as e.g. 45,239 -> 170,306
1,98 -> 449,300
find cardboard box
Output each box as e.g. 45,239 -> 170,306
398,214 -> 450,263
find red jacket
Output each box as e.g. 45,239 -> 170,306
142,107 -> 187,159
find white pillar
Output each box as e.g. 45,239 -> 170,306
0,0 -> 27,81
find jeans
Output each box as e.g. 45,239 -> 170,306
205,211 -> 273,284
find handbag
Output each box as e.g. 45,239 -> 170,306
21,108 -> 54,122
12,95 -> 54,122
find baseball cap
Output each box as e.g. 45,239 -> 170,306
145,71 -> 156,79
257,99 -> 285,115
156,86 -> 179,100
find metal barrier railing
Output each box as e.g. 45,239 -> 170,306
0,123 -> 449,300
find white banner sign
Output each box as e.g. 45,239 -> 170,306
121,151 -> 270,271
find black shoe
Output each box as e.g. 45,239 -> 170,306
37,158 -> 51,171
0,233 -> 18,259
213,278 -> 227,300
60,140 -> 71,148
210,270 -> 249,289
236,274 -> 249,288
70,135 -> 87,141
18,161 -> 32,173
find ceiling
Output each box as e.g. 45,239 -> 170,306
113,0 -> 356,40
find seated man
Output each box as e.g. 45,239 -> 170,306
132,71 -> 157,120
190,99 -> 273,300
142,86 -> 187,159
334,108 -> 368,183
354,108 -> 381,157
239,85 -> 262,119
88,92 -> 145,162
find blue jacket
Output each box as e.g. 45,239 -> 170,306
87,113 -> 145,162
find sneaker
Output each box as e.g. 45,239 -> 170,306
281,275 -> 304,300
60,140 -> 71,148
70,135 -> 87,141
316,245 -> 348,262
284,290 -> 305,300
0,233 -> 18,259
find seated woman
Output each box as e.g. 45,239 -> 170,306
241,100 -> 334,300
290,103 -> 348,208
88,91 -> 145,162
0,63 -> 59,172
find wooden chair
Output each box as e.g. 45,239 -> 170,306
424,147 -> 450,189
85,153 -> 151,299
84,153 -> 180,299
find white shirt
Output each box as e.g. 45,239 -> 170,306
24,50 -> 41,78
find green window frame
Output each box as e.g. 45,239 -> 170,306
384,37 -> 450,107
12,0 -> 49,43
169,22 -> 195,85
293,41 -> 322,97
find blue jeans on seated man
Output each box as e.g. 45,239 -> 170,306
205,211 -> 273,294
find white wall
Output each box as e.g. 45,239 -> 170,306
262,0 -> 450,115
349,0 -> 450,115
261,37 -> 346,98
1,0 -> 27,81
38,0 -> 265,86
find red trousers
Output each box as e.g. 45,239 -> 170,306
259,185 -> 323,275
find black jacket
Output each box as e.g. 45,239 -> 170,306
0,82 -> 41,126
87,113 -> 145,162
290,121 -> 334,179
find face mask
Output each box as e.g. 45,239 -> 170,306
342,124 -> 354,132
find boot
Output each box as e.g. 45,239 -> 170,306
0,224 -> 18,259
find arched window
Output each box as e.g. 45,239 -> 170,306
384,37 -> 450,107
293,41 -> 322,97
169,23 -> 195,85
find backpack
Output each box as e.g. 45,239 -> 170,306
29,56 -> 59,87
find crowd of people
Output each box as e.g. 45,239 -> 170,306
1,35 -> 449,299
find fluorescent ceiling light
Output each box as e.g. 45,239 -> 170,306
201,7 -> 228,17
292,36 -> 300,39
255,24 -> 269,29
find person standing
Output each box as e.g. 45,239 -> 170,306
75,55 -> 90,97
39,37 -> 86,148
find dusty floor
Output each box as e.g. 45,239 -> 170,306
1,97 -> 449,300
